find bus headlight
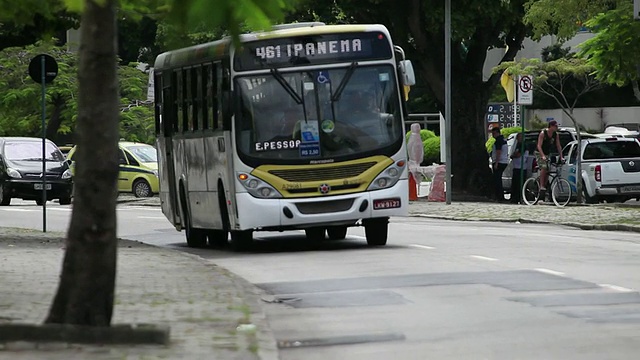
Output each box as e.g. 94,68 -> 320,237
237,173 -> 282,199
367,160 -> 405,191
61,169 -> 72,179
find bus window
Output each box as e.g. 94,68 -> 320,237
175,70 -> 183,133
202,64 -> 209,130
154,73 -> 162,135
221,64 -> 231,130
212,63 -> 220,130
192,67 -> 200,131
184,68 -> 193,132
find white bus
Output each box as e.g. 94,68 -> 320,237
153,22 -> 416,250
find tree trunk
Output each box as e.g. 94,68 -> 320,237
450,85 -> 493,196
45,0 -> 119,326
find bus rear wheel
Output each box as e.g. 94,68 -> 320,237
364,217 -> 388,246
186,226 -> 208,248
207,229 -> 228,247
230,230 -> 253,252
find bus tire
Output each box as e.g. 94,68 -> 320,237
305,227 -> 326,241
207,230 -> 228,247
180,183 -> 207,248
230,230 -> 253,252
364,217 -> 388,246
326,226 -> 348,240
0,184 -> 11,206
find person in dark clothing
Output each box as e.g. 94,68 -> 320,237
510,133 -> 529,204
491,126 -> 509,201
535,120 -> 563,200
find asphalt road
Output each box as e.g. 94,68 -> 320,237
2,200 -> 640,359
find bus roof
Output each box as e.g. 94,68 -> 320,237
154,23 -> 390,71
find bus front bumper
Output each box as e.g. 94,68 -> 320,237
235,179 -> 408,231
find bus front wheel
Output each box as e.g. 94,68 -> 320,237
230,230 -> 253,252
326,226 -> 347,240
363,217 -> 388,246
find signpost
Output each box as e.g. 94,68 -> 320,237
28,54 -> 58,232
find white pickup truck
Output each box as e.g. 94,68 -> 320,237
561,137 -> 640,203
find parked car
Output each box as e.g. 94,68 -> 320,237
560,137 -> 640,203
0,137 -> 73,206
501,129 -> 597,193
67,141 -> 159,198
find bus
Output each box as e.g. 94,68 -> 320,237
153,22 -> 416,250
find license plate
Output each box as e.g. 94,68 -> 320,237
34,183 -> 52,190
621,186 -> 640,193
373,198 -> 401,210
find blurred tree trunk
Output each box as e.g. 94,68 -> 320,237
45,0 -> 119,326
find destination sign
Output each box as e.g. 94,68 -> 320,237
234,32 -> 392,71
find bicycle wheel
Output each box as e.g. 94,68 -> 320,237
551,178 -> 572,207
522,177 -> 540,206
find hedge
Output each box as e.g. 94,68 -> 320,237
485,126 -> 525,153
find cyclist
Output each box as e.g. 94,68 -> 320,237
535,120 -> 563,199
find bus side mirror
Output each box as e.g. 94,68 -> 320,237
399,60 -> 416,86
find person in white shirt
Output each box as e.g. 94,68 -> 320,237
491,126 -> 509,201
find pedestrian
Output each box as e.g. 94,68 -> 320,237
510,132 -> 529,204
491,126 -> 509,201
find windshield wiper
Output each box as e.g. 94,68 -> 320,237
331,62 -> 358,102
270,68 -> 303,105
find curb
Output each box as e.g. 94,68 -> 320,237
0,324 -> 169,346
412,214 -> 640,233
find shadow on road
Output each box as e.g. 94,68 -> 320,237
169,233 -> 402,259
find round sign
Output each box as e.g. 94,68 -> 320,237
519,76 -> 532,93
28,54 -> 58,84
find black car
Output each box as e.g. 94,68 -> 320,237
0,137 -> 73,205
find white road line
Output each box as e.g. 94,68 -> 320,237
599,284 -> 635,292
349,235 -> 367,240
409,244 -> 435,250
534,268 -> 565,276
137,216 -> 166,220
469,255 -> 499,262
0,209 -> 34,212
47,208 -> 71,211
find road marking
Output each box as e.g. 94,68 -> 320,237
599,284 -> 635,292
409,244 -> 435,250
0,208 -> 34,212
137,216 -> 166,220
349,235 -> 367,240
469,255 -> 499,262
534,268 -> 565,276
47,208 -> 71,211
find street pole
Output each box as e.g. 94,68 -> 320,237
444,0 -> 452,205
40,55 -> 47,233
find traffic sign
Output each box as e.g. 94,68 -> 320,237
517,75 -> 533,105
28,54 -> 58,84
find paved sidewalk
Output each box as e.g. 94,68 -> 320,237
0,228 -> 278,360
409,199 -> 640,232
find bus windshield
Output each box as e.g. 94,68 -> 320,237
235,64 -> 403,165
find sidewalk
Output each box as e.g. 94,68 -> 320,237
0,228 -> 278,360
409,199 -> 640,233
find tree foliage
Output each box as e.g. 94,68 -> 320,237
0,41 -> 154,144
579,1 -> 640,102
523,0 -> 619,40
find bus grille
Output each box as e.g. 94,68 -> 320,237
268,162 -> 377,182
295,199 -> 355,214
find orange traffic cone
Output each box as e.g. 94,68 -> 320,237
409,174 -> 418,201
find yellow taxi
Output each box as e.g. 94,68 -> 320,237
67,141 -> 159,197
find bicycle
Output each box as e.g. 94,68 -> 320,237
521,156 -> 572,207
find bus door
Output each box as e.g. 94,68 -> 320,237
158,71 -> 181,227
